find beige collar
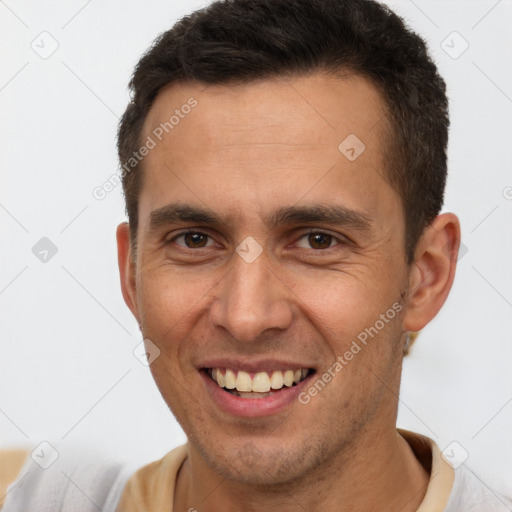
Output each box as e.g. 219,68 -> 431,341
118,430 -> 455,511
399,428 -> 455,511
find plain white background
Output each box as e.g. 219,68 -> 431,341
1,0 -> 511,496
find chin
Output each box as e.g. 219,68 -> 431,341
193,434 -> 325,486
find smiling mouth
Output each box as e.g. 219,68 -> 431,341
205,367 -> 314,398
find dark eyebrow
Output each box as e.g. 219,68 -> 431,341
267,204 -> 372,231
148,203 -> 223,232
147,202 -> 372,233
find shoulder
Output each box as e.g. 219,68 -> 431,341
0,449 -> 29,508
1,443 -> 133,512
398,429 -> 512,512
446,465 -> 512,512
117,443 -> 188,512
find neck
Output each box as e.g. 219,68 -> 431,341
174,425 -> 430,512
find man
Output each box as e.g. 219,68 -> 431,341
2,0 -> 510,510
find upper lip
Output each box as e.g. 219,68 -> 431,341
198,358 -> 315,373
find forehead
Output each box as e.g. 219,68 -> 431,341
138,73 -> 399,230
143,72 -> 387,152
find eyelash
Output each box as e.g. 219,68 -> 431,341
168,229 -> 346,251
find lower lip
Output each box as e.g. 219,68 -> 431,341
200,370 -> 313,418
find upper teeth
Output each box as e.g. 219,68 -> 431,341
210,368 -> 309,393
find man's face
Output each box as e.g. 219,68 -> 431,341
126,73 -> 411,484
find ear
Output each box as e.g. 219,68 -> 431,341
116,222 -> 140,324
402,213 -> 461,332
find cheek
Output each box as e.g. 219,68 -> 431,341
284,265 -> 405,395
136,274 -> 188,357
284,266 -> 398,337
136,267 -> 224,360
138,267 -> 207,322
137,272 -> 206,415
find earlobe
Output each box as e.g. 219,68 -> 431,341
116,222 -> 140,323
402,213 -> 461,333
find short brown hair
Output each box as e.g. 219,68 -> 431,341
118,0 -> 449,262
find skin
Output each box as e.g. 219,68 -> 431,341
117,72 -> 460,511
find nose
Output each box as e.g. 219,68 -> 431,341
209,249 -> 293,343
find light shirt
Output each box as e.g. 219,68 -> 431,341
2,430 -> 511,511
117,429 -> 511,511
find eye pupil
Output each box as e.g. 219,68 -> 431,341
184,232 -> 208,248
309,233 -> 332,249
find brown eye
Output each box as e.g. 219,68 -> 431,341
307,232 -> 334,249
183,232 -> 209,248
170,231 -> 213,249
